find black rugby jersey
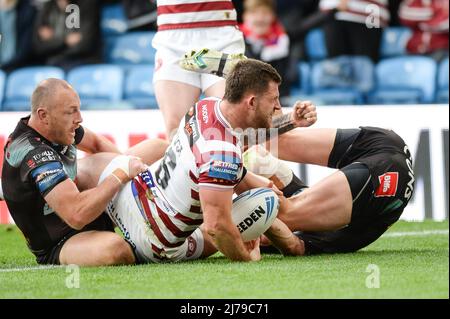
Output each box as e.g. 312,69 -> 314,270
1,116 -> 84,259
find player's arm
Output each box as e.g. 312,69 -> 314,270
34,157 -> 145,230
77,127 -> 121,154
272,100 -> 317,134
200,187 -> 260,262
243,101 -> 317,147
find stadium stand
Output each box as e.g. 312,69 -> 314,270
104,32 -> 156,66
101,3 -> 128,36
369,56 -> 437,104
437,57 -> 449,103
304,28 -> 328,61
310,56 -> 374,105
379,26 -> 412,58
2,67 -> 65,111
0,70 -> 5,109
66,64 -> 125,109
124,65 -> 158,109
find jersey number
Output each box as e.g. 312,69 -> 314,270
155,147 -> 177,189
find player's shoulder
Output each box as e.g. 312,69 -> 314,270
4,128 -> 57,169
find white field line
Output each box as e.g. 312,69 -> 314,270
381,229 -> 449,238
0,230 -> 447,273
0,265 -> 64,273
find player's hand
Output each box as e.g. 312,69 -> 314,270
127,156 -> 147,179
267,181 -> 283,196
244,238 -> 261,261
291,101 -> 317,128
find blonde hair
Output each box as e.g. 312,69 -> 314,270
244,0 -> 276,13
31,78 -> 74,114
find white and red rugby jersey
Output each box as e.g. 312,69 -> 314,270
156,0 -> 238,31
133,97 -> 243,257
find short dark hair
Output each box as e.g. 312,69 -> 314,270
223,59 -> 282,103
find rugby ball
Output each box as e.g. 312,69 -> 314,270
231,188 -> 279,241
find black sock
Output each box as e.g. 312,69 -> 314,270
282,174 -> 309,198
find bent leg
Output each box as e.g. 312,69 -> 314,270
203,79 -> 226,98
279,170 -> 353,231
277,129 -> 337,166
125,138 -> 169,165
59,230 -> 135,266
76,153 -> 119,190
154,80 -> 201,138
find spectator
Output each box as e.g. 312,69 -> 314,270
240,0 -> 291,102
320,0 -> 390,62
0,0 -> 37,72
32,0 -> 101,71
399,0 -> 449,61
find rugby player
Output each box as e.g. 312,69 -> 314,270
0,79 -> 159,266
153,0 -> 247,137
183,48 -> 415,254
75,59 -> 317,263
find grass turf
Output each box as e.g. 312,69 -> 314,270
0,220 -> 448,299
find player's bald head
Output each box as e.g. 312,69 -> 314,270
31,78 -> 77,114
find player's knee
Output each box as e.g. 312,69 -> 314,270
105,235 -> 135,265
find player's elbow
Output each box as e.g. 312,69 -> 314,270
203,220 -> 228,240
66,215 -> 85,230
66,209 -> 89,230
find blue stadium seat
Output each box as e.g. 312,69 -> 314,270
310,56 -> 374,105
101,4 -> 128,36
2,67 -> 65,111
0,70 -> 5,110
369,56 -> 437,104
124,65 -> 158,109
305,28 -> 328,61
105,32 -> 156,65
380,27 -> 412,59
436,57 -> 449,103
291,62 -> 311,96
67,65 -> 124,109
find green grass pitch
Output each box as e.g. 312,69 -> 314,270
0,220 -> 448,299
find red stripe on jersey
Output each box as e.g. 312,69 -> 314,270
157,2 -> 234,15
175,213 -> 204,226
158,20 -> 237,31
134,181 -> 184,248
154,203 -> 196,238
189,170 -> 199,183
189,205 -> 202,214
191,189 -> 200,200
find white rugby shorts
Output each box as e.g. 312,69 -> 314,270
152,26 -> 244,91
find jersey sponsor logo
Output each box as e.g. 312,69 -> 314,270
27,159 -> 36,169
404,145 -> 415,201
32,150 -> 57,164
186,236 -> 197,258
208,159 -> 240,181
30,162 -> 67,195
201,104 -> 209,124
375,172 -> 399,197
